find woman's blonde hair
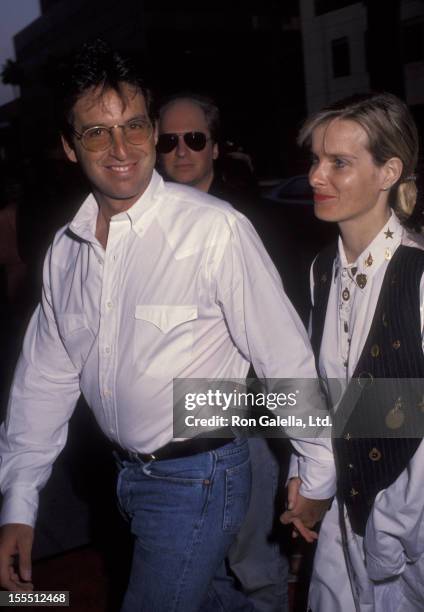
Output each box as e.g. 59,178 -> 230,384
298,93 -> 419,221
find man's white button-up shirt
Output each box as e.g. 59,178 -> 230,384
0,171 -> 335,526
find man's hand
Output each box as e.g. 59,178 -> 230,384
280,477 -> 331,543
0,524 -> 34,591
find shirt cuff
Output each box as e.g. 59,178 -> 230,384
0,488 -> 38,528
286,453 -> 300,484
297,455 -> 337,500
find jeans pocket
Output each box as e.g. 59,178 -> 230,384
141,458 -> 211,484
223,456 -> 251,533
116,466 -> 131,521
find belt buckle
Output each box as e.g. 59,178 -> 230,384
139,451 -> 157,462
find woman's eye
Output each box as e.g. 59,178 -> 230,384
310,155 -> 319,166
334,158 -> 346,169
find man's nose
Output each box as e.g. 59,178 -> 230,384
175,135 -> 188,157
109,127 -> 129,159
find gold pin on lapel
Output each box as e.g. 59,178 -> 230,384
386,397 -> 405,429
357,274 -> 367,289
368,447 -> 382,461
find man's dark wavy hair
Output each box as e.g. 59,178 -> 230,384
61,39 -> 153,144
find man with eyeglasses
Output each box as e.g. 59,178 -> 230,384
158,94 -> 290,612
0,40 -> 335,611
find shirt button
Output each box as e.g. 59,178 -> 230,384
105,345 -> 111,354
106,301 -> 113,309
104,389 -> 112,397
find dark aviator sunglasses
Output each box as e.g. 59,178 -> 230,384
157,131 -> 211,154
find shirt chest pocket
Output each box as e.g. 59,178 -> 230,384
56,313 -> 95,370
134,305 -> 198,377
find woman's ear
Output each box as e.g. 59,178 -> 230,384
381,157 -> 403,191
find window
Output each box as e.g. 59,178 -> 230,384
332,37 -> 351,78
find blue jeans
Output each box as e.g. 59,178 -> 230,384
116,438 -> 254,612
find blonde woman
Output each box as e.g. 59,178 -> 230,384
291,93 -> 424,611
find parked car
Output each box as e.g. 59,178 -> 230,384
260,175 -> 313,206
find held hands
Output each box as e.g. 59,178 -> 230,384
0,524 -> 34,591
280,477 -> 331,543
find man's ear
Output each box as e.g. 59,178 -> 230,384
381,157 -> 403,191
61,135 -> 78,163
153,122 -> 158,146
212,142 -> 219,161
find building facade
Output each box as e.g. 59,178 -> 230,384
300,0 -> 424,113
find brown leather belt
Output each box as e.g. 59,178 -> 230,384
113,428 -> 235,463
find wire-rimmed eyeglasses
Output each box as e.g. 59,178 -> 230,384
70,119 -> 153,152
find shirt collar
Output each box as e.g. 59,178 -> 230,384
68,170 -> 164,243
336,211 -> 403,290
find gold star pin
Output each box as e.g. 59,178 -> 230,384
384,228 -> 394,239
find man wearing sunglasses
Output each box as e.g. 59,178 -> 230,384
158,94 -> 290,612
0,41 -> 335,611
157,94 -> 219,193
